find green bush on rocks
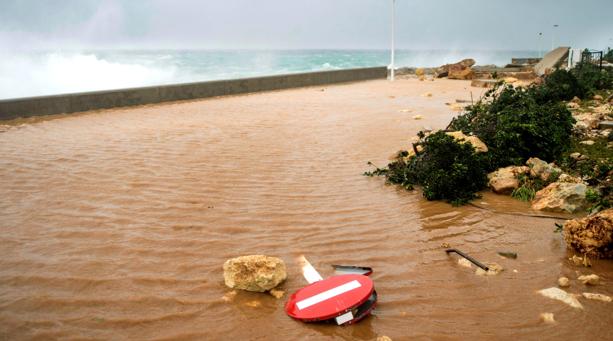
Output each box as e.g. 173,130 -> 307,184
448,84 -> 575,169
366,131 -> 488,205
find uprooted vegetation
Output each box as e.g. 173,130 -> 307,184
367,59 -> 612,208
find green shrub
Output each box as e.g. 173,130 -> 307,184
449,84 -> 575,169
573,62 -> 613,94
542,69 -> 585,100
367,131 -> 488,205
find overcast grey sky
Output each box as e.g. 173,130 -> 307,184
1,0 -> 612,50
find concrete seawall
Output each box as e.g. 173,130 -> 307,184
0,66 -> 387,120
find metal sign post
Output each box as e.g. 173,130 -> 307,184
390,0 -> 396,81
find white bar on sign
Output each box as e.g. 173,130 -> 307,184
335,311 -> 354,325
296,280 -> 362,310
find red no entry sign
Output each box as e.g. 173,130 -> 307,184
285,274 -> 375,324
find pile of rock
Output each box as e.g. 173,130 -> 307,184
563,209 -> 613,258
486,157 -> 589,213
567,95 -> 613,140
435,59 -> 476,80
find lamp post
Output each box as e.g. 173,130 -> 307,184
551,24 -> 559,51
390,0 -> 396,81
538,32 -> 543,58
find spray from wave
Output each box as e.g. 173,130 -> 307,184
0,52 -> 177,99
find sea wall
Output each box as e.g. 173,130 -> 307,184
0,66 -> 387,120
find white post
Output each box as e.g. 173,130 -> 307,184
551,24 -> 558,51
390,0 -> 396,81
538,32 -> 543,58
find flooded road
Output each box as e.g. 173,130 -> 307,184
1,79 -> 612,340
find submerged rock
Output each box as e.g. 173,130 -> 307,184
487,166 -> 529,194
582,292 -> 611,302
563,209 -> 613,258
531,182 -> 588,213
475,263 -> 504,276
445,131 -> 488,153
537,287 -> 583,309
223,255 -> 287,292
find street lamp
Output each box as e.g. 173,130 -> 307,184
538,32 -> 543,58
390,0 -> 396,81
551,24 -> 559,50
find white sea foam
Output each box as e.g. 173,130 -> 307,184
0,52 -> 177,99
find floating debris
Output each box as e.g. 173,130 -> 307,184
569,255 -> 591,267
539,313 -> 556,324
422,92 -> 433,97
398,108 -> 412,113
537,287 -> 583,309
413,115 -> 424,120
497,251 -> 518,259
581,293 -> 611,302
269,289 -> 285,299
578,274 -> 600,285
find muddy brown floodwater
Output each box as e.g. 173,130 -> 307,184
1,79 -> 612,340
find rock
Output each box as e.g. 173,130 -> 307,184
435,58 -> 475,78
422,92 -> 433,97
567,102 -> 580,110
582,292 -> 612,302
418,75 -> 425,81
571,96 -> 581,104
415,68 -> 425,76
475,263 -> 504,276
580,140 -> 595,145
573,113 -> 602,130
458,258 -> 472,268
445,131 -> 488,153
578,274 -> 600,285
531,182 -> 588,213
558,277 -> 570,287
487,166 -> 530,194
504,77 -> 519,84
593,94 -> 603,101
221,290 -> 237,302
563,209 -> 613,258
558,173 -> 583,184
223,255 -> 287,292
537,287 -> 583,309
413,115 -> 424,120
569,152 -> 584,160
448,67 -> 475,80
376,336 -> 393,341
269,289 -> 285,299
526,157 -> 561,181
244,300 -> 262,308
540,313 -> 556,324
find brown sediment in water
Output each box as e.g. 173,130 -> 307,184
0,79 -> 611,340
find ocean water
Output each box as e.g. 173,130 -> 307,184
0,49 -> 538,99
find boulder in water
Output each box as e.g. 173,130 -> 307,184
563,209 -> 613,258
223,255 -> 287,292
487,166 -> 529,194
531,182 -> 588,213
